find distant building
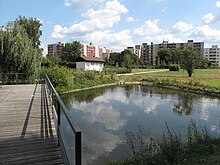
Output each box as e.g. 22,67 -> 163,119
81,42 -> 112,58
141,40 -> 204,65
47,42 -> 64,58
75,56 -> 105,71
126,46 -> 135,54
135,45 -> 142,58
204,45 -> 220,67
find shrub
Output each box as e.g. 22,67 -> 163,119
41,65 -> 73,92
169,64 -> 180,71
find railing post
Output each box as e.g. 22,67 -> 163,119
15,73 -> 18,84
57,101 -> 61,146
51,90 -> 54,106
57,101 -> 61,126
75,132 -> 82,165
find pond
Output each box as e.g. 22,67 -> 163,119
61,85 -> 220,165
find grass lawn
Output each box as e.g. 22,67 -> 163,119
119,69 -> 220,92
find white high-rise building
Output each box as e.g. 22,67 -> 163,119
204,45 -> 220,67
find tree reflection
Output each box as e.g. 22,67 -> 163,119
173,93 -> 195,115
61,87 -> 110,109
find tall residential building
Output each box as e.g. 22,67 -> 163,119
81,42 -> 112,58
125,45 -> 142,58
204,45 -> 220,67
135,45 -> 142,58
47,42 -> 64,58
141,40 -> 204,65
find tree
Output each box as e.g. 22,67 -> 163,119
121,50 -> 132,68
15,16 -> 42,48
0,21 -> 41,80
61,41 -> 82,62
179,46 -> 196,77
170,49 -> 180,64
157,49 -> 171,66
109,52 -> 120,66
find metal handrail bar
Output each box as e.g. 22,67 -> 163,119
45,74 -> 82,165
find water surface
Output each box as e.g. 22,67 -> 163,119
61,85 -> 220,165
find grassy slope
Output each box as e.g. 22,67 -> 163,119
119,69 -> 220,93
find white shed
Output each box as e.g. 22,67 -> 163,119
76,56 -> 105,71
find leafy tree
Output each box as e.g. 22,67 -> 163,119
15,16 -> 42,48
108,50 -> 141,68
0,21 -> 41,80
157,49 -> 171,66
109,52 -> 120,67
179,46 -> 196,77
61,41 -> 82,62
197,57 -> 209,69
121,50 -> 132,68
170,49 -> 180,64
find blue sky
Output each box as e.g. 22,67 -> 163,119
1,0 -> 220,53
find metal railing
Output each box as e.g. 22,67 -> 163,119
0,73 -> 30,84
45,74 -> 82,165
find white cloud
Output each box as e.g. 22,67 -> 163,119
133,19 -> 184,44
216,0 -> 220,8
203,13 -> 215,24
173,21 -> 193,32
85,30 -> 134,51
51,0 -> 128,38
51,25 -> 65,39
189,25 -> 220,45
126,16 -> 135,22
134,19 -> 163,36
197,25 -> 220,38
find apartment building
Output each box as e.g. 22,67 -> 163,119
141,40 -> 204,65
47,42 -> 65,58
81,42 -> 112,58
204,45 -> 220,67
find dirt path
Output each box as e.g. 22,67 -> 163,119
117,69 -> 169,76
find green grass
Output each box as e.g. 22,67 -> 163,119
119,69 -> 220,93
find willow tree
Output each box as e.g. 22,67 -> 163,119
15,16 -> 42,48
0,21 -> 41,81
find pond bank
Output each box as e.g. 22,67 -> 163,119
62,80 -> 220,98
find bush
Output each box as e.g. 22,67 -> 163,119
41,65 -> 73,92
169,64 -> 180,71
103,67 -> 132,74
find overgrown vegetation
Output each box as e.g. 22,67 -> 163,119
41,65 -> 118,93
0,16 -> 42,82
108,121 -> 220,165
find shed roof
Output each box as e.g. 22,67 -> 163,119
76,56 -> 105,63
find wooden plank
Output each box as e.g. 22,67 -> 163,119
0,84 -> 64,165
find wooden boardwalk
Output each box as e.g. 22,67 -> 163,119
0,84 -> 64,165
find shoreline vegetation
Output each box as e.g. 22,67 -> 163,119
58,68 -> 220,98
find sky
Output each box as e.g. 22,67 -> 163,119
1,0 -> 220,54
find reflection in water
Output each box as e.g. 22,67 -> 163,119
173,93 -> 194,115
61,85 -> 220,165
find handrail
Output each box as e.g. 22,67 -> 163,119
0,73 -> 29,84
45,74 -> 82,165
